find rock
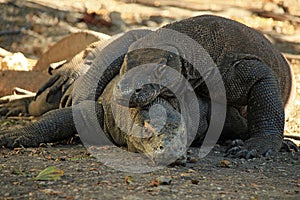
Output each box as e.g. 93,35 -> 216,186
157,176 -> 172,185
150,176 -> 172,187
281,0 -> 300,16
1,52 -> 35,71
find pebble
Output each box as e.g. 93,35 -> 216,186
73,188 -> 79,192
157,176 -> 172,185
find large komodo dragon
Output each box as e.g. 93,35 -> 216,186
0,15 -> 298,163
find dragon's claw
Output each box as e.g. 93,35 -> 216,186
225,139 -> 271,159
225,146 -> 242,156
281,139 -> 299,152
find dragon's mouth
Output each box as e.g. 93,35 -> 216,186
126,105 -> 188,166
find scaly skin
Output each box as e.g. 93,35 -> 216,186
114,15 -> 293,157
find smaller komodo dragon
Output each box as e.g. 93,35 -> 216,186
0,15 -> 298,163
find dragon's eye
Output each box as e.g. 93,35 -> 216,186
153,64 -> 166,80
158,64 -> 166,73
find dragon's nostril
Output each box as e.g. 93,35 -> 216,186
135,88 -> 142,93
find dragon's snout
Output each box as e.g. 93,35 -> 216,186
151,137 -> 187,165
128,115 -> 188,166
113,77 -> 161,108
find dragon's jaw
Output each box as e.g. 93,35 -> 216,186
127,118 -> 188,166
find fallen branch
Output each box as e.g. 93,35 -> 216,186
253,10 -> 300,24
120,0 -> 224,11
284,135 -> 300,141
7,116 -> 35,121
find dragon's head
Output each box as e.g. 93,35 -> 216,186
113,47 -> 183,108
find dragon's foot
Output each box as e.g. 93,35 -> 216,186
225,135 -> 282,159
0,129 -> 37,149
0,97 -> 34,117
0,131 -> 21,149
0,134 -> 15,148
225,142 -> 260,159
281,139 -> 299,152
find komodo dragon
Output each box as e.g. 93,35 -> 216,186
0,15 -> 298,162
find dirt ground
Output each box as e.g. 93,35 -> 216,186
0,0 -> 300,199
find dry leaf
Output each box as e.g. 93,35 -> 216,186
125,176 -> 133,184
220,160 -> 231,168
34,166 -> 64,181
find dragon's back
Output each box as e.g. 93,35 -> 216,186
163,15 -> 293,107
